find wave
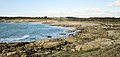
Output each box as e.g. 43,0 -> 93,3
0,35 -> 30,43
15,35 -> 30,41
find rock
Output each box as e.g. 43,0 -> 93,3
59,33 -> 66,35
65,29 -> 76,33
68,30 -> 81,37
75,38 -> 114,51
29,43 -> 35,47
0,54 -> 2,57
43,41 -> 65,49
21,54 -> 26,57
62,47 -> 68,51
71,49 -> 75,52
34,40 -> 50,47
40,35 -> 52,38
47,36 -> 52,38
44,52 -> 51,55
68,34 -> 75,37
82,26 -> 108,38
65,38 -> 76,43
7,52 -> 16,56
114,40 -> 120,44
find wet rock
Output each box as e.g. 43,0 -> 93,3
59,33 -> 66,35
47,36 -> 52,38
40,35 -> 52,38
68,30 -> 81,37
68,34 -> 75,37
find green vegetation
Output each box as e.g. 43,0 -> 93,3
53,48 -> 99,57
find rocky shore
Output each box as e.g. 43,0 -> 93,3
0,19 -> 120,57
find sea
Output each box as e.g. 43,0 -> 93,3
0,22 -> 72,43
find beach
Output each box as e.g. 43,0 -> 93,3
0,18 -> 120,57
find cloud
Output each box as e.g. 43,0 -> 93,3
85,8 -> 103,13
46,10 -> 62,16
105,10 -> 120,16
44,10 -> 76,17
108,0 -> 120,7
44,7 -> 120,17
44,1 -> 120,17
44,8 -> 104,17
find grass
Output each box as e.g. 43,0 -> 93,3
53,48 -> 99,57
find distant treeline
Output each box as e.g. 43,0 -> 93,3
55,17 -> 120,21
0,16 -> 120,21
0,16 -> 49,20
65,17 -> 120,21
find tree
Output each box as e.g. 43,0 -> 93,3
44,16 -> 47,18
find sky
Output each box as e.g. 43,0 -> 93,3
0,0 -> 120,17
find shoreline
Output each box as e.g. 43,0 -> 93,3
0,22 -> 76,43
0,19 -> 120,57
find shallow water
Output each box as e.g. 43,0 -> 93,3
0,22 -> 72,43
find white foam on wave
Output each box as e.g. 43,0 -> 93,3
0,35 -> 30,43
15,35 -> 30,41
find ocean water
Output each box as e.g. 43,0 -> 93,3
0,22 -> 72,43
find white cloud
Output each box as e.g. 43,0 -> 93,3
105,10 -> 120,16
43,7 -> 120,17
108,0 -> 120,7
44,10 -> 87,17
44,8 -> 104,17
46,10 -> 62,16
2,8 -> 120,17
85,8 -> 103,13
44,1 -> 120,17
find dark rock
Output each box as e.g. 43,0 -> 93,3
47,36 -> 52,38
59,33 -> 66,35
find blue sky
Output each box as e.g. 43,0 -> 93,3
0,0 -> 120,17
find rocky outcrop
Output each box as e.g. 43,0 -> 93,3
0,19 -> 120,57
75,38 -> 114,51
